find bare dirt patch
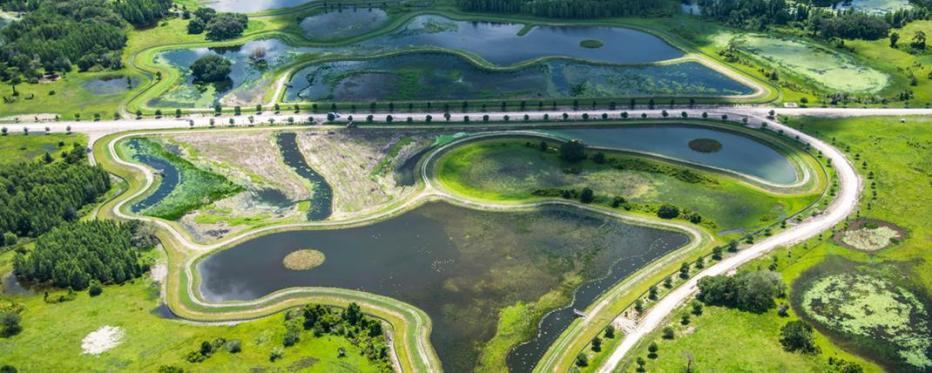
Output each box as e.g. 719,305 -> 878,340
295,130 -> 428,218
81,326 -> 125,355
833,218 -> 907,251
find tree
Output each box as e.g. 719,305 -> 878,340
780,321 -> 818,353
0,312 -> 21,337
591,336 -> 602,352
679,262 -> 690,279
647,342 -> 659,359
604,325 -> 615,338
205,13 -> 249,41
662,326 -> 674,339
575,353 -> 588,367
579,188 -> 595,203
912,30 -> 927,50
559,140 -> 586,162
88,280 -> 103,297
735,271 -> 784,313
890,32 -> 900,48
657,204 -> 679,219
190,55 -> 232,83
592,152 -> 606,164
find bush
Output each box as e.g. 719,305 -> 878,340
270,346 -> 284,361
575,353 -> 588,367
579,188 -> 594,203
88,281 -> 103,297
559,140 -> 587,162
225,339 -> 242,353
780,321 -> 819,354
190,55 -> 232,83
697,271 -> 785,313
662,326 -> 674,339
657,204 -> 680,219
0,312 -> 22,337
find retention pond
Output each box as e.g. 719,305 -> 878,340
197,202 -> 688,371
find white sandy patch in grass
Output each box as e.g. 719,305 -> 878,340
81,326 -> 125,355
150,263 -> 167,283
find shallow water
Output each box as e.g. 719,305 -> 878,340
284,52 -> 752,102
276,132 -> 332,220
300,8 -> 388,40
83,76 -> 139,95
197,202 -> 688,371
127,140 -> 180,213
359,15 -> 682,65
546,125 -> 798,185
200,0 -> 313,13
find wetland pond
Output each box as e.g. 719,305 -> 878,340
125,139 -> 180,213
200,0 -> 313,13
284,52 -> 752,102
300,8 -> 389,40
197,202 -> 688,372
546,125 -> 799,185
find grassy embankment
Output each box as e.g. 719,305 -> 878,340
432,125 -> 823,235
618,115 -> 932,372
91,128 -> 440,372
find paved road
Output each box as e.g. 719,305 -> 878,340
595,112 -> 862,372
4,107 -> 930,149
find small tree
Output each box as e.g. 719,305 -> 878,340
604,325 -> 615,338
579,188 -> 594,203
591,336 -> 602,352
559,140 -> 586,162
662,326 -> 675,339
88,280 -> 103,297
225,339 -> 242,353
679,262 -> 690,279
657,204 -> 680,219
0,312 -> 22,337
575,353 -> 588,367
680,313 -> 690,325
780,321 -> 818,353
647,342 -> 659,359
691,301 -> 703,316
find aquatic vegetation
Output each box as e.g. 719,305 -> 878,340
733,34 -> 888,93
285,53 -> 752,102
197,202 -> 688,371
798,270 -> 931,370
282,249 -> 326,271
124,138 -> 244,220
300,8 -> 389,40
688,138 -> 723,153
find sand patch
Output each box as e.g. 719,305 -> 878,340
81,326 -> 125,355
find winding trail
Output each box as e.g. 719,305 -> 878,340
5,107 -> 915,372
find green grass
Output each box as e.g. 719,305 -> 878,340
0,71 -> 143,121
120,137 -> 244,220
620,115 -> 932,372
733,34 -> 889,94
0,270 -> 385,372
433,138 -> 818,233
620,303 -> 880,373
0,133 -> 87,165
845,21 -> 932,105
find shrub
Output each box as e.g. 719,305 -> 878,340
559,140 -> 586,162
225,339 -> 242,353
270,346 -> 284,361
0,312 -> 22,337
575,353 -> 588,367
662,326 -> 674,339
657,204 -> 680,219
88,281 -> 103,297
780,321 -> 819,354
579,188 -> 594,203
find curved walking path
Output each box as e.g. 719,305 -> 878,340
594,112 -> 862,372
7,106 -> 910,372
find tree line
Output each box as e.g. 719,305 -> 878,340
0,0 -> 173,84
697,0 -> 929,40
454,0 -> 676,19
0,145 -> 110,240
12,220 -> 156,290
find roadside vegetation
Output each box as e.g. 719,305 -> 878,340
120,137 -> 243,220
621,115 -> 932,372
433,137 -> 819,233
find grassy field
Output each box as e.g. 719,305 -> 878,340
0,133 -> 87,165
0,71 -> 144,121
733,34 -> 889,94
433,138 -> 818,233
845,21 -> 932,106
0,264 -> 385,372
620,115 -> 932,372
